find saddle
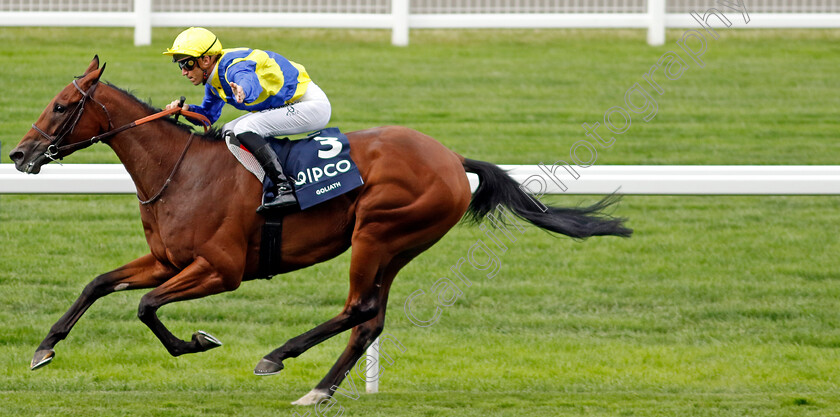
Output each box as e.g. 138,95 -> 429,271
225,128 -> 364,210
225,128 -> 364,278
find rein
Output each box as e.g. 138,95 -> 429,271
31,78 -> 213,204
137,132 -> 197,205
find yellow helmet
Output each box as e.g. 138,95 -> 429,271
163,27 -> 222,60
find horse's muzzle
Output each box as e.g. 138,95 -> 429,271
9,146 -> 47,174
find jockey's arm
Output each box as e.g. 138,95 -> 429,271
182,85 -> 225,125
226,61 -> 262,104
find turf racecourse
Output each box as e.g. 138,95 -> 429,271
1,27 -> 839,416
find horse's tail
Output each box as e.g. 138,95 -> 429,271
461,158 -> 632,238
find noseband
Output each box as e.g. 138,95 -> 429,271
30,78 -> 114,164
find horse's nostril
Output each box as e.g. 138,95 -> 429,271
9,151 -> 24,163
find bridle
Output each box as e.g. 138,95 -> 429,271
30,77 -> 210,164
29,76 -> 212,204
30,78 -> 114,164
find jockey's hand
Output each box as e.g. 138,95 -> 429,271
230,82 -> 245,103
165,99 -> 188,112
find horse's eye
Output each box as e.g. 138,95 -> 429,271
53,103 -> 67,114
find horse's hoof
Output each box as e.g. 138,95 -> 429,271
194,331 -> 222,350
254,358 -> 284,376
291,389 -> 331,406
31,349 -> 55,370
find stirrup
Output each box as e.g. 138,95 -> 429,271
257,184 -> 298,213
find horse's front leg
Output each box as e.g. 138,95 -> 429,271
136,256 -> 240,357
31,254 -> 176,370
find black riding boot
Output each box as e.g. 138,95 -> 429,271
236,132 -> 298,212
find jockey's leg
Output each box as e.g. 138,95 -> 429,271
228,82 -> 332,213
230,82 -> 331,137
236,131 -> 298,211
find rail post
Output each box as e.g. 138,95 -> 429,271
647,0 -> 666,46
391,0 -> 409,46
134,0 -> 152,46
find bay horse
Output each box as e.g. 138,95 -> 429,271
9,57 -> 631,405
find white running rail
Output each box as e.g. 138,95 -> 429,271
2,164 -> 840,195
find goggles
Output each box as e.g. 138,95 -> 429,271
177,57 -> 197,71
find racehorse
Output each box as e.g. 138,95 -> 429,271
9,57 -> 631,405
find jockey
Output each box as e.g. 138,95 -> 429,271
163,27 -> 331,211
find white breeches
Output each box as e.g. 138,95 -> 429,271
222,82 -> 332,138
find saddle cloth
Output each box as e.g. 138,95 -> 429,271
225,128 -> 364,210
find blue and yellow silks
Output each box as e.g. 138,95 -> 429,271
190,48 -> 311,124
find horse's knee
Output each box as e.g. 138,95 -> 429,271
360,314 -> 385,336
81,273 -> 116,299
136,295 -> 159,322
345,298 -> 380,323
352,321 -> 384,350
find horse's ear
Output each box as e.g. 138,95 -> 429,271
88,62 -> 106,84
77,63 -> 106,91
84,55 -> 100,75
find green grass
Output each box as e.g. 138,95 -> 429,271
1,27 -> 840,416
2,28 -> 839,164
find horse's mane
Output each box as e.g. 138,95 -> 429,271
104,82 -> 224,142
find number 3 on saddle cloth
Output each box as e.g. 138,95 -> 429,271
224,127 -> 364,211
225,128 -> 365,278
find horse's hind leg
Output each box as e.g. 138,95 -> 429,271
290,311 -> 387,405
254,238 -> 395,376
289,252 -> 414,405
290,245 -> 432,405
31,254 -> 175,370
